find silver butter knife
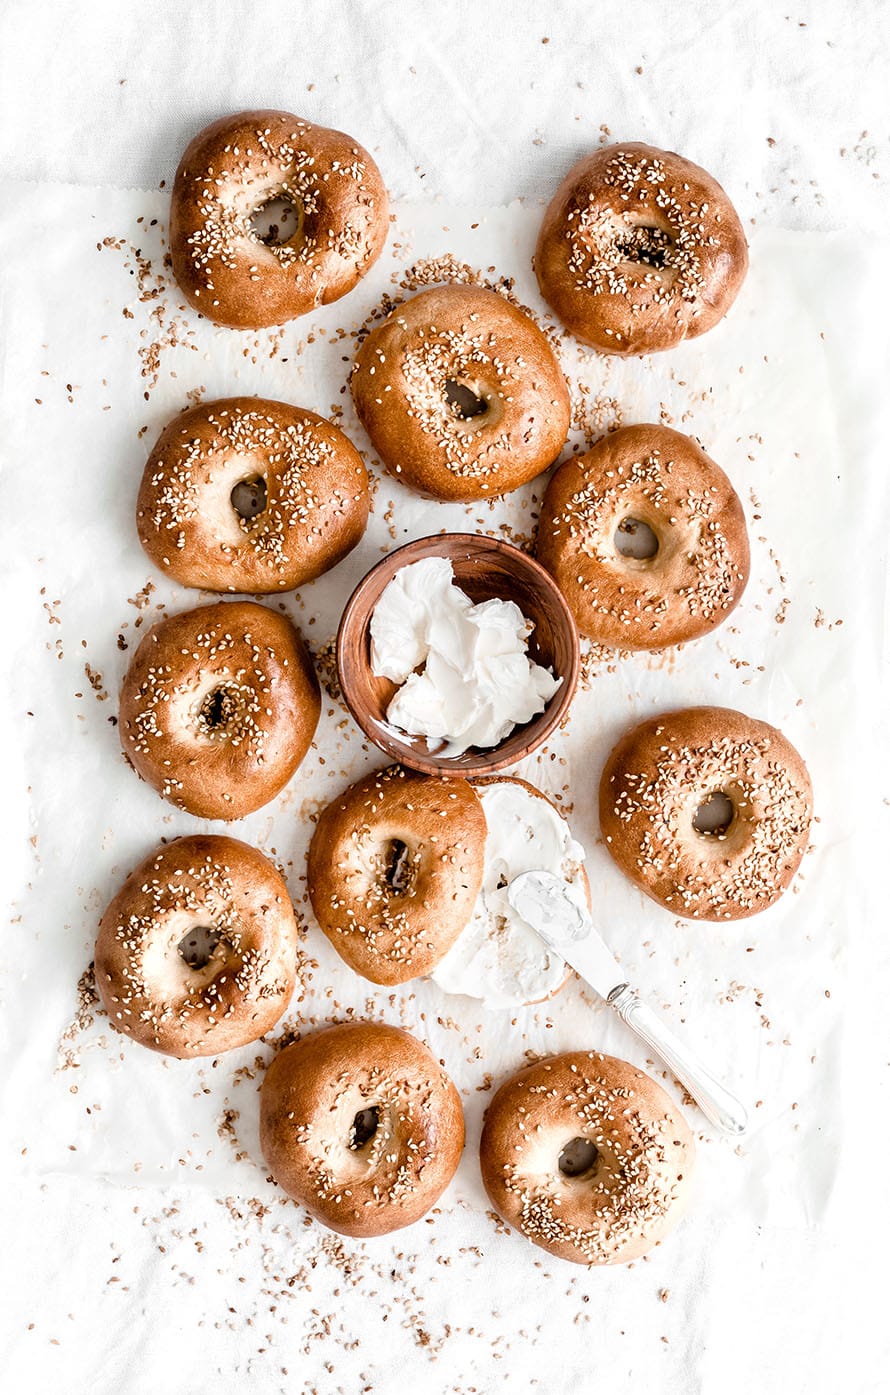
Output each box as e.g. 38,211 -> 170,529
507,870 -> 748,1136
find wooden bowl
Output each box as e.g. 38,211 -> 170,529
336,533 -> 580,777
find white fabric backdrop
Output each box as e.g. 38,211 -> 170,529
1,0 -> 887,230
2,3 -> 889,1393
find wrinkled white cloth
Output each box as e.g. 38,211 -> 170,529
1,4 -> 889,1393
0,0 -> 887,235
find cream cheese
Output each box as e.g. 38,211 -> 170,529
369,557 -> 561,758
431,780 -> 587,1008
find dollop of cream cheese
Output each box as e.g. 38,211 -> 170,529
369,556 -> 561,757
431,781 -> 588,1008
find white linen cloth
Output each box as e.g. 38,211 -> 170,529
1,4 -> 888,1392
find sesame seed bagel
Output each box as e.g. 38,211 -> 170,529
260,1022 -> 464,1237
535,142 -> 748,356
351,284 -> 571,501
137,398 -> 369,593
599,707 -> 813,920
480,1052 -> 694,1266
307,766 -> 486,985
536,424 -> 749,649
119,601 -> 320,820
95,835 -> 299,1058
170,110 -> 389,330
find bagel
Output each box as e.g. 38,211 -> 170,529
535,142 -> 748,355
308,768 -> 589,1006
137,398 -> 369,593
95,835 -> 299,1058
170,109 -> 389,330
260,1022 -> 464,1237
306,766 -> 486,985
535,423 -> 749,649
480,1051 -> 694,1265
351,284 -> 570,501
599,706 -> 813,920
119,600 -> 320,820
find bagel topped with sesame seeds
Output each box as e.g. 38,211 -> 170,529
119,600 -> 320,820
351,284 -> 571,501
599,706 -> 813,920
535,142 -> 748,356
260,1022 -> 465,1237
307,765 -> 487,985
480,1051 -> 695,1265
137,397 -> 369,594
95,834 -> 300,1058
170,109 -> 389,330
308,768 -> 590,1005
535,424 -> 749,649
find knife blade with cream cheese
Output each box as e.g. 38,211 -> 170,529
507,870 -> 748,1136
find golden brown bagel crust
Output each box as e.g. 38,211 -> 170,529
95,835 -> 299,1058
536,424 -> 749,649
119,601 -> 320,820
170,110 -> 389,330
260,1023 -> 464,1237
351,284 -> 570,501
535,142 -> 748,355
599,706 -> 813,920
307,766 -> 486,985
480,1052 -> 694,1265
137,398 -> 369,593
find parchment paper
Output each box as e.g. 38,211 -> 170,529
1,182 -> 888,1392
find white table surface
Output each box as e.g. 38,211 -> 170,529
2,3 -> 889,1392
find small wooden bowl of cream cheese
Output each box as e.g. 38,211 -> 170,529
337,533 -> 580,777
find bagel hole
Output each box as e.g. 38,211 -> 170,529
178,925 -> 222,970
693,791 -> 735,838
615,222 -> 673,270
558,1137 -> 600,1179
249,194 -> 302,246
199,684 -> 238,732
384,839 -> 412,895
230,475 -> 267,521
444,380 -> 489,420
349,1105 -> 380,1150
614,516 -> 659,560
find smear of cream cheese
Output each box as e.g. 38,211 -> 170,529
431,781 -> 587,1008
369,557 -> 561,757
